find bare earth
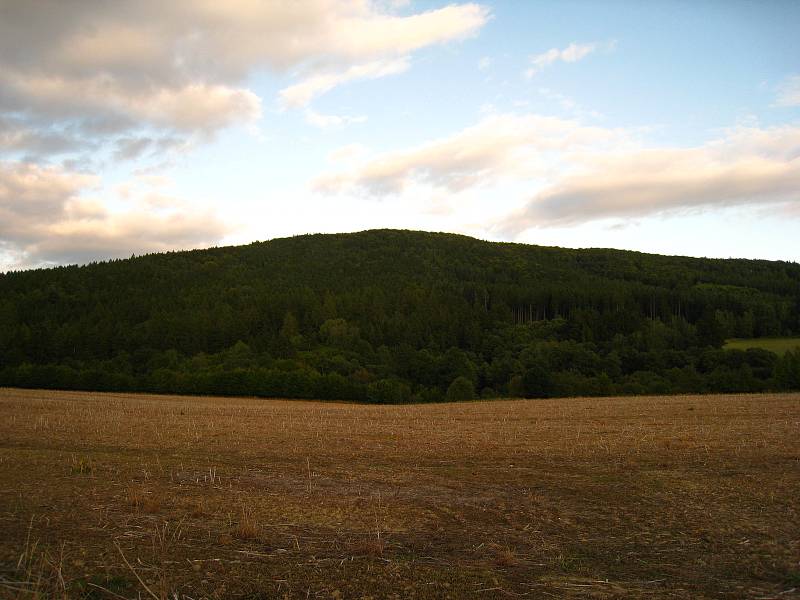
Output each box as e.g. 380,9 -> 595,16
0,388 -> 798,599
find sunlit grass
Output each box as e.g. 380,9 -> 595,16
724,336 -> 800,355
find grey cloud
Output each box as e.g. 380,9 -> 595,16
0,1 -> 489,268
1,128 -> 76,157
0,1 -> 488,163
0,116 -> 92,158
111,135 -> 189,162
113,136 -> 154,162
0,2 -> 486,78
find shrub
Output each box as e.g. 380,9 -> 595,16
367,379 -> 411,403
446,376 -> 475,401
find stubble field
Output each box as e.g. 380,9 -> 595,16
0,388 -> 798,599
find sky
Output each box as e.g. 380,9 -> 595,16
1,0 -> 799,272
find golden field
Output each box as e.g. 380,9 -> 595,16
0,388 -> 798,599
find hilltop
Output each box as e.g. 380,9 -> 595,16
1,229 -> 799,400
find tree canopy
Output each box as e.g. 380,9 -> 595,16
1,229 -> 799,401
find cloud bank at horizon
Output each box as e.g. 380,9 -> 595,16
315,114 -> 800,234
0,0 -> 489,269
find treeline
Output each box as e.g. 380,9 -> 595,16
1,229 -> 799,401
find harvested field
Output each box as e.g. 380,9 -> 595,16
0,388 -> 798,599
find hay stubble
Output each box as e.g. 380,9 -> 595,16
0,388 -> 798,598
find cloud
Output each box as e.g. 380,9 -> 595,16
111,135 -> 190,163
0,116 -> 85,158
311,110 -> 800,234
0,1 -> 488,268
498,124 -> 800,234
0,163 -> 98,239
537,87 -> 603,119
305,110 -> 367,129
525,42 -> 604,78
281,58 -> 410,108
0,162 -> 228,270
775,74 -> 800,107
0,1 -> 489,158
2,72 -> 261,134
313,113 -> 629,195
327,144 -> 370,164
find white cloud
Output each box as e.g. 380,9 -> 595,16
498,124 -> 800,233
311,112 -> 800,234
327,144 -> 370,163
281,58 -> 410,108
525,42 -> 601,78
4,73 -> 262,133
0,1 -> 489,268
0,162 -> 228,270
305,110 -> 367,129
0,1 -> 489,155
538,87 -> 603,119
0,2 -> 489,84
775,74 -> 800,107
313,113 -> 630,195
0,163 -> 98,238
478,56 -> 492,70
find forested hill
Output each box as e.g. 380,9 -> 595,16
1,229 -> 799,401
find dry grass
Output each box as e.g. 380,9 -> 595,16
231,506 -> 260,541
0,387 -> 798,599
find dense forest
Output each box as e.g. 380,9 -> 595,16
1,229 -> 799,401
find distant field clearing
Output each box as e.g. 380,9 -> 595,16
0,388 -> 798,599
724,336 -> 800,355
